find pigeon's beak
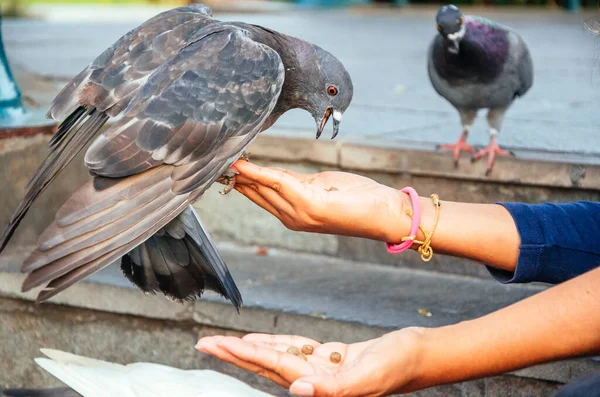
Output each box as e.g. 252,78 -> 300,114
316,107 -> 343,140
316,107 -> 332,139
448,39 -> 460,54
446,25 -> 464,54
332,109 -> 342,140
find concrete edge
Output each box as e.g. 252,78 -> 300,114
0,271 -> 597,385
250,132 -> 600,190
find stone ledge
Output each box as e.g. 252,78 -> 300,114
250,132 -> 600,190
0,245 -> 598,385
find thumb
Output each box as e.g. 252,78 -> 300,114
289,375 -> 352,397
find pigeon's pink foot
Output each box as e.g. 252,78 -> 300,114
439,131 -> 475,167
471,136 -> 510,176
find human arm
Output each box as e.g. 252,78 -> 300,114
230,160 -> 600,278
197,266 -> 600,396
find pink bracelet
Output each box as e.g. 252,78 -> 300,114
386,187 -> 422,254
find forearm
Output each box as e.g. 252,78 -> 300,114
399,197 -> 600,281
406,266 -> 600,392
403,196 -> 520,272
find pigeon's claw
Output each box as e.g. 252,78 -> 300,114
239,151 -> 250,162
439,131 -> 475,167
217,152 -> 250,195
470,136 -> 510,176
217,168 -> 239,195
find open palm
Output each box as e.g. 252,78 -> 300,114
197,329 -> 424,397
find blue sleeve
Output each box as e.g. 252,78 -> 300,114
487,201 -> 600,284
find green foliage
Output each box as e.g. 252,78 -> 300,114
2,0 -> 27,17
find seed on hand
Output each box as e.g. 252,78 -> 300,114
330,352 -> 342,364
286,346 -> 308,361
301,345 -> 314,355
287,346 -> 300,355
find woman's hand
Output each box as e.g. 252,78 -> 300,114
230,160 -> 410,243
196,328 -> 426,397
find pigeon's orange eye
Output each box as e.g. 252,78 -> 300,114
327,86 -> 338,96
437,24 -> 442,32
459,17 -> 464,24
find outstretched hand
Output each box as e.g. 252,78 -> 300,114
196,328 -> 425,397
230,160 -> 409,243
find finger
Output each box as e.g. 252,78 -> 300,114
235,168 -> 329,191
269,167 -> 309,181
196,337 -> 290,388
237,183 -> 296,217
290,375 -> 345,397
234,185 -> 281,218
230,174 -> 260,186
216,337 -> 314,379
243,334 -> 322,348
232,160 -> 308,182
233,161 -> 305,195
290,371 -> 372,397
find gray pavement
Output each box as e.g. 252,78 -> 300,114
4,6 -> 600,153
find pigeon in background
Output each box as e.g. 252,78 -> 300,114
2,349 -> 273,397
0,4 -> 353,309
428,5 -> 533,175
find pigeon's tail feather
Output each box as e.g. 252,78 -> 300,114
0,106 -> 108,255
121,206 -> 242,311
20,166 -> 192,303
2,388 -> 81,397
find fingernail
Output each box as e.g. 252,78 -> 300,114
290,381 -> 314,397
195,341 -> 207,351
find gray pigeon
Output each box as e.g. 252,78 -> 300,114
0,4 -> 353,309
428,5 -> 533,175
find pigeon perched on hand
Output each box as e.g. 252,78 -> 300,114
0,4 -> 353,309
2,349 -> 274,397
428,5 -> 533,175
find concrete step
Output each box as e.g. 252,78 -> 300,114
0,245 -> 598,396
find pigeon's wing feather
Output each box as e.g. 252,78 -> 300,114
21,27 -> 284,304
122,205 -> 243,308
0,109 -> 108,254
84,25 -> 284,190
48,4 -> 214,120
0,5 -> 214,255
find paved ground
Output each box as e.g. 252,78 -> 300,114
3,6 -> 600,153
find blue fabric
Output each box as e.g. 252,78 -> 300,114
487,201 -> 600,284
